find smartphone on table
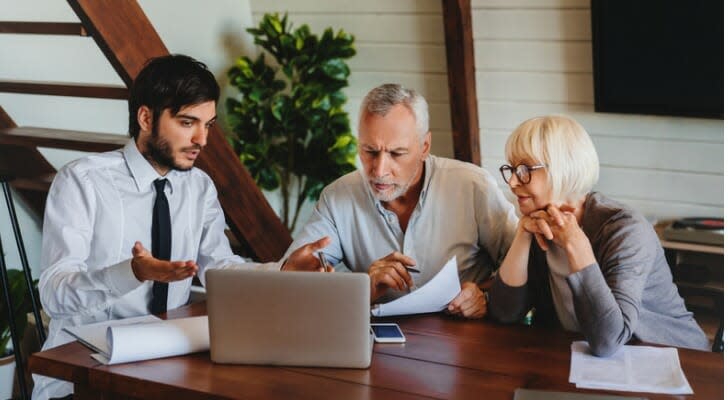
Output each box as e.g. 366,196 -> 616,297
370,323 -> 406,343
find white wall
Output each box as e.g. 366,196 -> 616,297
472,0 -> 724,220
0,0 -> 258,274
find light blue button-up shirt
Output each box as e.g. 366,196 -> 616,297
286,155 -> 518,302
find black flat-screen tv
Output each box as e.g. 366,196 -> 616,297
591,0 -> 723,119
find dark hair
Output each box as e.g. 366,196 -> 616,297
128,54 -> 220,139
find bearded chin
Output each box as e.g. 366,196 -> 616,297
145,127 -> 193,172
370,162 -> 422,202
372,184 -> 407,202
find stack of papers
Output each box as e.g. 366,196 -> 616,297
569,341 -> 693,395
65,315 -> 209,365
371,256 -> 460,317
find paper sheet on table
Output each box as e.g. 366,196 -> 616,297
371,255 -> 460,317
67,315 -> 209,365
64,314 -> 161,355
568,341 -> 692,395
91,316 -> 209,365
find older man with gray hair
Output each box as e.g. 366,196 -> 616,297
284,83 -> 517,318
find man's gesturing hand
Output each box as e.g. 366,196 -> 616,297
282,236 -> 333,271
130,241 -> 198,282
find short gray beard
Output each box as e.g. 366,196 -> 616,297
369,161 -> 422,202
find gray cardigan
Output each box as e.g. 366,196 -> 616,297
490,192 -> 709,356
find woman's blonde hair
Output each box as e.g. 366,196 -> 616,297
505,115 -> 599,203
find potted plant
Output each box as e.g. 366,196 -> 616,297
226,13 -> 358,232
0,269 -> 37,398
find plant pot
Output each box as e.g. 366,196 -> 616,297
0,352 -> 15,399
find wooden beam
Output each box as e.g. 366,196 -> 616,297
67,0 -> 169,87
12,174 -> 54,193
0,80 -> 128,99
442,0 -> 481,166
0,22 -> 87,36
67,0 -> 292,261
0,107 -> 56,215
0,126 -> 128,152
0,105 -> 13,127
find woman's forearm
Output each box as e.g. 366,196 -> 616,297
498,226 -> 533,286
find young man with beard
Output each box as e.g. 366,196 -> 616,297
34,54 -> 327,400
285,84 -> 518,318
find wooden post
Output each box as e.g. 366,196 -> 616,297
442,0 -> 481,165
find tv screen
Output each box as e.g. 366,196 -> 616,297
591,0 -> 723,119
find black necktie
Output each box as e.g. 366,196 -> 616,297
150,178 -> 171,314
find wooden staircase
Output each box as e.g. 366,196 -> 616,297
0,0 -> 291,261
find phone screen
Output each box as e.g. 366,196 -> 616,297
371,325 -> 403,338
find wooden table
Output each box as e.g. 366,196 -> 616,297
30,302 -> 723,399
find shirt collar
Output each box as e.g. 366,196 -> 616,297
418,155 -> 434,207
123,139 -> 184,193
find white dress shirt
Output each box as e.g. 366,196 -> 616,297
34,140 -> 278,400
286,155 -> 518,303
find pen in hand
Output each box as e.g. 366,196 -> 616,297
405,266 -> 419,293
317,251 -> 328,272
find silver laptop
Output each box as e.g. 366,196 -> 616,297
206,269 -> 373,368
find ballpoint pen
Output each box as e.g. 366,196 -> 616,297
405,266 -> 420,274
317,251 -> 328,272
405,266 -> 419,293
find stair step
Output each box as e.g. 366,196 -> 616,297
0,22 -> 88,36
0,80 -> 127,99
12,173 -> 55,192
0,126 -> 128,152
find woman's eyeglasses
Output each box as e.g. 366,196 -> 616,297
499,164 -> 547,184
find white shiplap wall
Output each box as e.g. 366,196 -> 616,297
472,0 -> 724,220
249,0 -> 454,158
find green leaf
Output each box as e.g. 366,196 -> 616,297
321,59 -> 349,81
258,167 -> 281,191
271,96 -> 286,121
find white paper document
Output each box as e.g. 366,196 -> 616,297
569,341 -> 693,395
66,315 -> 210,365
371,256 -> 460,317
64,314 -> 161,355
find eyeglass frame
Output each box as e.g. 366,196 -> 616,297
499,163 -> 547,185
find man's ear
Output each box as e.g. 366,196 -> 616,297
137,106 -> 153,134
421,131 -> 432,160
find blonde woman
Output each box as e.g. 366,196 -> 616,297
489,115 -> 709,356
